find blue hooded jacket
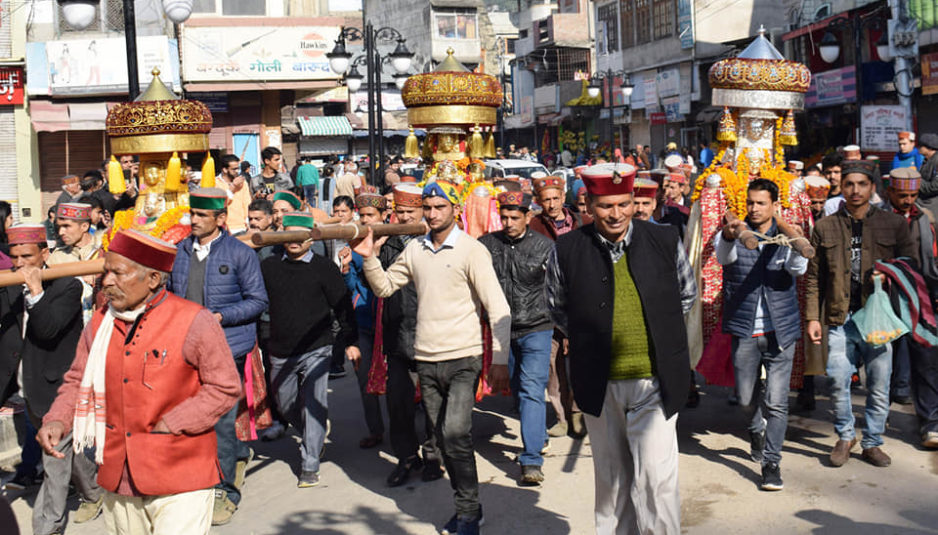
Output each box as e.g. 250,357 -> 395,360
169,230 -> 268,358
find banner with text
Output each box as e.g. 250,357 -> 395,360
860,105 -> 907,152
181,25 -> 342,82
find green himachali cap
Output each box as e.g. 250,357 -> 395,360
273,190 -> 303,210
190,187 -> 228,211
281,212 -> 315,229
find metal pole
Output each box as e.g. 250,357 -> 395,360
376,45 -> 386,190
123,0 -> 139,98
895,0 -> 915,131
854,16 -> 864,145
365,24 -> 377,187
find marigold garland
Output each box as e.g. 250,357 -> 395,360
691,141 -> 732,204
100,205 -> 190,251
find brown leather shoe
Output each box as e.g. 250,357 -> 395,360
861,447 -> 892,467
829,438 -> 858,467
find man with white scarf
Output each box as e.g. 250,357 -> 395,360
38,229 -> 242,534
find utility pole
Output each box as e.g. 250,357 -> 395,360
891,0 -> 917,131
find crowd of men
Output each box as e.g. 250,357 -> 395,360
0,130 -> 937,535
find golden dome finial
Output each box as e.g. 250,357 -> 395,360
135,66 -> 178,102
435,48 -> 469,73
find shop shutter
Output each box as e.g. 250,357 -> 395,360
0,109 -> 18,221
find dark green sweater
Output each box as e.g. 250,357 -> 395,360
609,253 -> 653,380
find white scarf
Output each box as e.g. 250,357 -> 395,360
73,304 -> 145,464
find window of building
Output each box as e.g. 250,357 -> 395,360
435,10 -> 478,40
597,3 -> 619,54
635,0 -> 651,44
619,0 -> 634,49
192,0 -> 266,16
652,0 -> 674,40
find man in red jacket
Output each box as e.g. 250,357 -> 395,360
37,230 -> 242,535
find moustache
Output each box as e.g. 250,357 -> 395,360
101,289 -> 124,301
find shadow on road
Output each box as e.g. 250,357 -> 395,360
796,509 -> 938,535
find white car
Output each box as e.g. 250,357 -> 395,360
483,159 -> 549,180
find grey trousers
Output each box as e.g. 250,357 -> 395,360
33,432 -> 103,535
583,378 -> 680,535
269,346 -> 332,473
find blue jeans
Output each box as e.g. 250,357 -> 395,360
891,335 -> 912,399
302,185 -> 318,205
215,356 -> 250,505
731,332 -> 794,465
509,329 -> 552,466
827,318 -> 893,449
269,346 -> 332,473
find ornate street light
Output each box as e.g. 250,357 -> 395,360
327,25 -> 415,188
819,31 -> 841,64
345,65 -> 364,93
58,0 -> 97,30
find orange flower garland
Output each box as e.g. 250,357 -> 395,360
691,141 -> 731,204
101,205 -> 190,251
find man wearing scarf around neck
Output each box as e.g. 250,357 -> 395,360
38,230 -> 242,535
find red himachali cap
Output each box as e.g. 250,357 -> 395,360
56,202 -> 92,221
108,229 -> 177,273
632,178 -> 659,199
7,224 -> 47,245
393,184 -> 423,208
581,163 -> 636,196
533,176 -> 564,193
497,190 -> 528,208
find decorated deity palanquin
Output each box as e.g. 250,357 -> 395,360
687,28 -> 819,388
102,69 -> 214,248
401,48 -> 505,237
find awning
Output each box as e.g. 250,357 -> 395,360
31,100 -> 114,132
297,115 -> 353,137
68,102 -> 108,130
30,100 -> 69,132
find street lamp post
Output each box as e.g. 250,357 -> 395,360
328,25 -> 414,189
818,4 -> 897,142
58,0 -> 193,99
588,70 -> 634,155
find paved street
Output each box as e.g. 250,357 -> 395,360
5,374 -> 938,534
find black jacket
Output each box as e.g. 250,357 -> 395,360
554,221 -> 690,418
379,235 -> 418,360
479,229 -> 553,337
0,276 -> 83,417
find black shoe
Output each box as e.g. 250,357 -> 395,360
750,430 -> 766,463
387,456 -> 424,487
792,392 -> 816,413
422,459 -> 444,482
891,394 -> 913,405
760,463 -> 783,491
441,506 -> 484,535
519,465 -> 545,486
3,472 -> 40,491
329,364 -> 347,379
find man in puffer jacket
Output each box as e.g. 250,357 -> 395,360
168,188 -> 268,526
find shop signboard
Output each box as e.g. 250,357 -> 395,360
181,25 -> 342,82
860,105 -> 908,152
656,68 -> 680,98
805,66 -> 856,108
644,76 -> 657,111
663,97 -> 683,123
0,67 -> 24,105
39,36 -> 178,96
922,52 -> 938,96
649,112 -> 666,125
678,0 -> 694,49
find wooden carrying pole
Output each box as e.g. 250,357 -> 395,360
0,258 -> 106,288
251,223 -> 427,247
723,210 -> 815,259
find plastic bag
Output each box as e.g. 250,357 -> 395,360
851,277 -> 908,346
